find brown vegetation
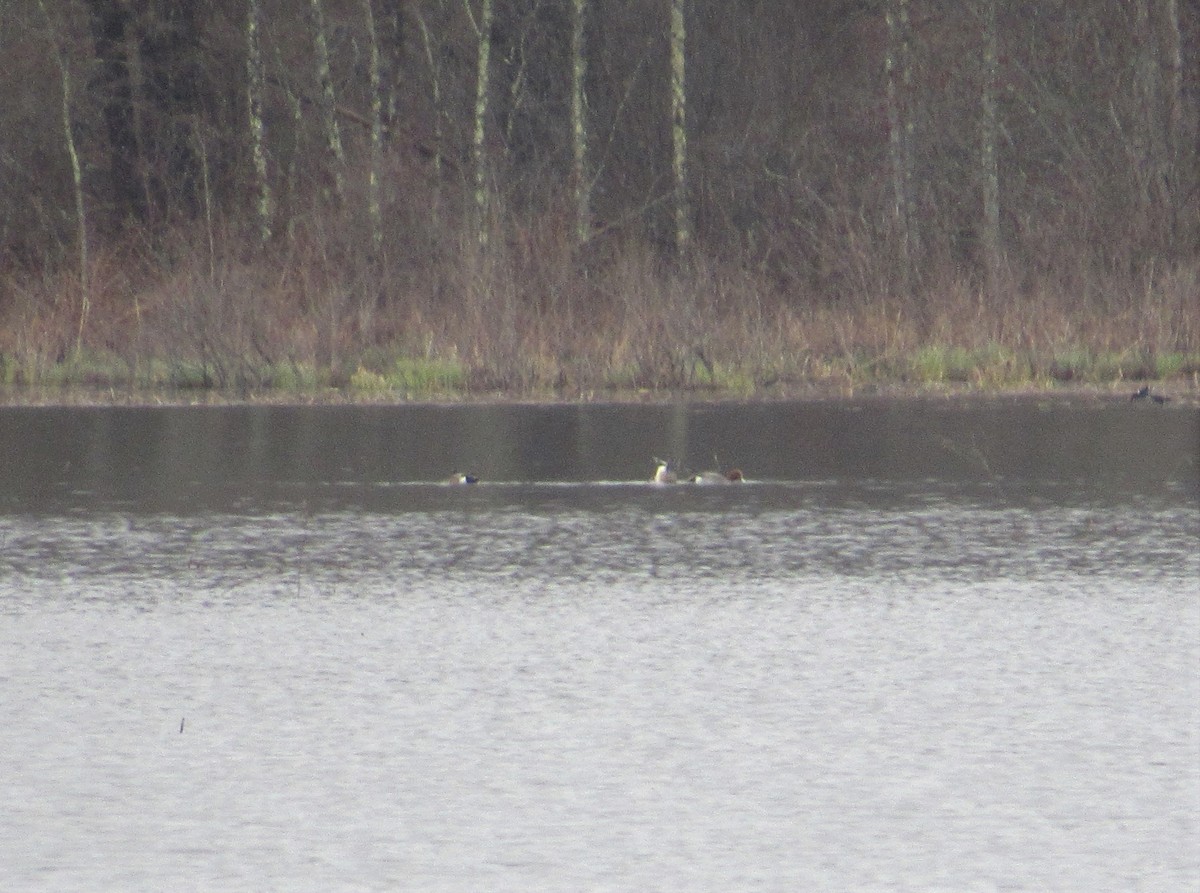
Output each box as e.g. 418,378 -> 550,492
0,1 -> 1196,398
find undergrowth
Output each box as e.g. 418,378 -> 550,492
1,219 -> 1197,400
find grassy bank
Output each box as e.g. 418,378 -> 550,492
1,225 -> 1197,404
3,340 -> 1197,405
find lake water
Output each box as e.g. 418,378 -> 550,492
1,397 -> 1197,891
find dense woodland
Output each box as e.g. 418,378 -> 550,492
0,0 -> 1197,393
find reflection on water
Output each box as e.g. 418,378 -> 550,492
1,401 -> 1197,891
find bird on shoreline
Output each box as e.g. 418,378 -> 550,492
1131,386 -> 1170,404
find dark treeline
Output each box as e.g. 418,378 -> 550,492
0,0 -> 1197,390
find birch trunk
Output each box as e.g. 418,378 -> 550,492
309,0 -> 345,204
1163,0 -> 1185,254
361,0 -> 383,256
471,0 -> 494,247
570,0 -> 590,246
669,0 -> 689,256
40,0 -> 89,350
246,0 -> 272,243
979,0 -> 1002,292
277,43 -> 305,242
60,43 -> 87,344
1163,0 -> 1183,168
415,8 -> 445,222
884,0 -> 916,292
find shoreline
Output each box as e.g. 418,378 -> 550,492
2,378 -> 1196,409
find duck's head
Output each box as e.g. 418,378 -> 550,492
725,468 -> 744,482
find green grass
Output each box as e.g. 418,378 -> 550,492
907,344 -> 1029,386
266,362 -> 327,391
346,355 -> 468,395
389,356 -> 466,393
1043,347 -> 1172,383
910,345 -> 975,383
2,340 -> 1196,401
1153,351 -> 1200,379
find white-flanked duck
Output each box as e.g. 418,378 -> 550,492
652,457 -> 679,484
445,472 -> 480,485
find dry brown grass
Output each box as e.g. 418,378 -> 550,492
1,205 -> 1197,398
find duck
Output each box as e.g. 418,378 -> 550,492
445,472 -> 480,485
691,468 -> 744,484
1130,385 -> 1169,404
652,457 -> 678,484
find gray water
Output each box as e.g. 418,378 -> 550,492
1,398 -> 1197,891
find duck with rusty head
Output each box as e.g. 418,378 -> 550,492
691,468 -> 744,484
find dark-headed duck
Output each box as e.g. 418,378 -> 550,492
1131,386 -> 1169,404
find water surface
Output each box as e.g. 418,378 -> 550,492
1,398 -> 1197,891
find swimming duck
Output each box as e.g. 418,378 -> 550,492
445,472 -> 479,485
691,468 -> 744,484
652,458 -> 678,484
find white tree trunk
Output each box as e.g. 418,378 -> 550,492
362,0 -> 383,255
470,0 -> 494,247
980,0 -> 1002,292
246,0 -> 272,243
885,0 -> 917,292
570,0 -> 590,246
669,0 -> 690,256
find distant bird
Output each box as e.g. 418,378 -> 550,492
691,468 -> 745,484
652,457 -> 678,484
445,472 -> 480,485
1131,386 -> 1170,404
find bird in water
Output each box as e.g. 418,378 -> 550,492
691,468 -> 745,484
1131,386 -> 1169,404
445,472 -> 480,485
652,458 -> 678,484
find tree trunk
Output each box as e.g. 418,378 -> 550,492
41,0 -> 89,349
309,0 -> 346,205
570,0 -> 590,246
979,0 -> 1002,293
1162,0 -> 1185,255
246,0 -> 272,244
471,0 -> 494,247
415,8 -> 445,224
669,0 -> 690,256
279,46 -> 305,243
885,0 -> 917,294
362,0 -> 384,256
378,0 -> 406,140
1133,0 -> 1177,256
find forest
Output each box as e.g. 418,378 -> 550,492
0,0 -> 1196,397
